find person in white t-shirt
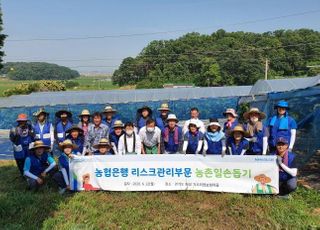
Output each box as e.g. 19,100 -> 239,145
182,107 -> 205,134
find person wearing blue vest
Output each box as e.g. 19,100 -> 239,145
54,110 -> 73,144
109,120 -> 125,155
23,140 -> 56,191
102,105 -> 117,133
227,125 -> 249,155
182,119 -> 204,154
93,138 -> 113,155
33,108 -> 54,152
162,114 -> 183,154
203,118 -> 226,156
65,125 -> 85,155
156,103 -> 170,131
243,108 -> 269,155
9,113 -> 35,175
275,137 -> 298,197
53,139 -> 79,194
268,100 -> 297,154
223,108 -> 239,140
136,105 -> 153,131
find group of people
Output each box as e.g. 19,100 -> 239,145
9,101 -> 298,196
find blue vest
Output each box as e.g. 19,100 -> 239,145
155,117 -> 166,131
279,152 -> 296,182
11,126 -> 34,159
137,117 -> 148,130
245,124 -> 266,154
223,120 -> 239,133
103,118 -> 116,133
58,153 -> 70,177
163,126 -> 182,153
29,153 -> 49,176
185,131 -> 203,154
66,134 -> 84,153
56,121 -> 73,143
33,121 -> 51,146
109,131 -> 124,154
228,137 -> 249,155
205,136 -> 223,155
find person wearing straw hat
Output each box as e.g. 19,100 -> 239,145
23,140 -> 56,191
53,139 -> 79,194
66,125 -> 85,155
252,174 -> 277,194
226,125 -> 249,155
203,118 -> 226,156
102,105 -> 118,132
109,120 -> 125,155
139,118 -> 162,154
223,108 -> 239,139
118,122 -> 142,155
85,112 -> 109,154
136,105 -> 153,131
182,119 -> 204,154
78,109 -> 91,138
275,137 -> 298,197
267,100 -> 297,154
32,108 -> 54,151
156,103 -> 171,131
54,109 -> 73,143
162,114 -> 183,154
92,138 -> 113,155
10,113 -> 35,175
243,108 -> 269,155
182,107 -> 205,135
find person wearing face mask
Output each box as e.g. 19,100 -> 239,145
156,103 -> 171,131
268,101 -> 297,154
243,108 -> 269,155
109,120 -> 125,155
10,114 -> 35,175
118,122 -> 141,155
222,108 -> 239,140
226,125 -> 249,155
139,119 -> 162,154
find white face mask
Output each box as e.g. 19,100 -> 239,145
126,130 -> 134,136
250,117 -> 259,123
147,127 -> 155,133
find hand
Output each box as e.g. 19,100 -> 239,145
41,172 -> 47,178
66,185 -> 71,190
277,155 -> 283,165
221,152 -> 226,158
36,178 -> 44,185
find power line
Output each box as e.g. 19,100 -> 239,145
6,9 -> 320,42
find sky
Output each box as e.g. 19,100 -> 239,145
2,0 -> 320,74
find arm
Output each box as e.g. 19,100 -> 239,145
221,139 -> 226,156
262,137 -> 268,155
50,124 -> 54,149
182,141 -> 188,154
203,139 -> 208,152
135,135 -> 142,154
118,137 -> 124,155
111,142 -> 118,155
196,140 -> 203,154
289,129 -> 296,151
44,156 -> 56,173
61,168 -> 70,186
279,163 -> 298,177
23,158 -> 39,180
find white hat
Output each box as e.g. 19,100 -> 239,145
208,122 -> 221,128
167,114 -> 179,122
189,119 -> 200,128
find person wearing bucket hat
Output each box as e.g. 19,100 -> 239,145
109,120 -> 125,154
102,105 -> 118,132
53,139 -> 79,194
85,112 -> 109,154
223,108 -> 239,140
203,118 -> 226,156
243,108 -> 269,155
10,113 -> 35,175
268,100 -> 297,154
54,109 -> 73,143
118,122 -> 142,155
182,107 -> 205,135
162,114 -> 183,154
66,125 -> 85,155
139,118 -> 162,154
78,109 -> 91,138
32,108 -> 54,151
92,138 -> 112,155
275,137 -> 298,196
155,103 -> 171,131
226,125 -> 249,155
252,174 -> 277,194
182,119 -> 204,154
136,105 -> 153,131
23,140 -> 56,191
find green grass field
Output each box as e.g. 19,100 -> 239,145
0,160 -> 319,230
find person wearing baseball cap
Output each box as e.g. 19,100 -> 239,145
9,113 -> 35,175
223,108 -> 239,140
155,102 -> 171,131
268,100 -> 297,154
275,137 -> 297,197
109,120 -> 125,155
203,118 -> 226,156
226,125 -> 249,155
182,119 -> 204,154
162,114 -> 183,154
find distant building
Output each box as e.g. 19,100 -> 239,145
163,83 -> 194,88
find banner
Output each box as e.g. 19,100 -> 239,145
70,155 -> 279,194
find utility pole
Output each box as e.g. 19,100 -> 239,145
264,58 -> 269,80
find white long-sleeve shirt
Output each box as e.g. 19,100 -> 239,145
118,133 -> 142,155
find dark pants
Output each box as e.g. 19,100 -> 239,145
53,171 -> 67,188
26,168 -> 56,191
15,158 -> 25,176
279,177 -> 297,195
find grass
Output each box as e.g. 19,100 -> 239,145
0,160 -> 319,229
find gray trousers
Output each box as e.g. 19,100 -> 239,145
279,177 -> 297,195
